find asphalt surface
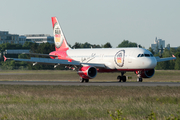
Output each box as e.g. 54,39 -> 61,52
0,81 -> 180,86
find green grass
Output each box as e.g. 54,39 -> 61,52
0,70 -> 180,82
0,70 -> 179,119
0,85 -> 180,119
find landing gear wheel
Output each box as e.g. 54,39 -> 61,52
117,76 -> 126,82
117,76 -> 121,82
137,78 -> 143,82
80,77 -> 85,83
122,76 -> 126,82
85,79 -> 89,83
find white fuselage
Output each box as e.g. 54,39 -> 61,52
66,48 -> 157,71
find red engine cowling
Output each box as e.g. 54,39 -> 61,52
78,66 -> 97,79
141,69 -> 155,78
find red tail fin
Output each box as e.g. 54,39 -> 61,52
51,17 -> 71,51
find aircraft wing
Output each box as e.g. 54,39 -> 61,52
7,57 -> 106,68
81,63 -> 106,68
155,56 -> 176,62
22,53 -> 58,57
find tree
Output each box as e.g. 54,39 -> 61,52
117,40 -> 142,48
170,48 -> 177,55
30,43 -> 39,53
176,47 -> 180,52
72,42 -> 101,48
155,43 -> 159,55
23,42 -> 34,49
174,52 -> 180,70
175,57 -> 180,70
72,42 -> 81,48
148,47 -> 154,55
81,42 -> 91,48
102,42 -> 112,48
175,52 -> 180,58
155,61 -> 170,70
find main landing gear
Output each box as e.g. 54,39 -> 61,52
117,72 -> 126,82
80,77 -> 89,83
117,71 -> 143,82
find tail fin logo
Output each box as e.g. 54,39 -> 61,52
54,23 -> 63,48
52,17 -> 71,50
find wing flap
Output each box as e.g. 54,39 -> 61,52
12,57 -> 80,66
81,63 -> 106,68
10,57 -> 106,68
22,53 -> 58,57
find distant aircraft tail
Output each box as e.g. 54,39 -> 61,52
51,17 -> 71,51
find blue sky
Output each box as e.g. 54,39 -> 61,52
1,0 -> 180,48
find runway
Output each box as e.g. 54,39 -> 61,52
0,81 -> 180,86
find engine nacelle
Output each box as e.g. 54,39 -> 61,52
141,69 -> 155,78
78,66 -> 97,79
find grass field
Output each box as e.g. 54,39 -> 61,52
0,85 -> 179,120
0,70 -> 180,119
0,70 -> 180,82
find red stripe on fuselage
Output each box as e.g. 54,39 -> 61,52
97,68 -> 152,73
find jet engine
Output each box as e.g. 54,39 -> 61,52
141,69 -> 155,78
78,66 -> 97,79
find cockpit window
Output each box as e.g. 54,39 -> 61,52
145,54 -> 150,57
137,54 -> 141,57
150,54 -> 153,57
141,54 -> 144,57
137,54 -> 154,57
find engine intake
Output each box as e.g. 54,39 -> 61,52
141,69 -> 155,78
78,66 -> 97,79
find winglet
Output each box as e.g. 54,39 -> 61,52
172,54 -> 176,61
3,56 -> 7,62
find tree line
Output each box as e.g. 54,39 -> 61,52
0,40 -> 179,70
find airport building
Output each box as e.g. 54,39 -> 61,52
150,37 -> 165,52
19,34 -> 54,45
0,31 -> 19,44
0,31 -> 54,45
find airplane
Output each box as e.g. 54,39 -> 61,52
4,17 -> 176,82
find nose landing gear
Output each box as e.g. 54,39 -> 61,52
136,71 -> 143,82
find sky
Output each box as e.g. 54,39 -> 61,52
0,0 -> 180,48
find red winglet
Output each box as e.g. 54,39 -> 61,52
172,54 -> 176,61
3,56 -> 7,62
68,59 -> 72,62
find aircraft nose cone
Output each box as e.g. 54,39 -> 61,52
145,58 -> 157,68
